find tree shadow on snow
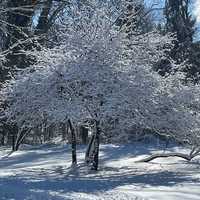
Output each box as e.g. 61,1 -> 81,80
1,144 -> 200,200
0,165 -> 199,200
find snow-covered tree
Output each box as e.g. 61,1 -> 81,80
2,2 -> 166,126
1,0 -> 200,167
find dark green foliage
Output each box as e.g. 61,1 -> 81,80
157,0 -> 200,82
165,0 -> 195,44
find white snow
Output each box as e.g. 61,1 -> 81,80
0,143 -> 200,200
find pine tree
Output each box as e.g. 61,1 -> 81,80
163,0 -> 199,81
165,0 -> 195,44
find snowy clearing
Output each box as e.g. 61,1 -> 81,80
0,143 -> 200,200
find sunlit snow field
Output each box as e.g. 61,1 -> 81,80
0,142 -> 200,200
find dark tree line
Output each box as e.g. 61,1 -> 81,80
0,0 -> 69,82
156,0 -> 200,82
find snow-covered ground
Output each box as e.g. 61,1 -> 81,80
0,143 -> 200,200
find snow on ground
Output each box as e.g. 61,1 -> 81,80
0,142 -> 200,200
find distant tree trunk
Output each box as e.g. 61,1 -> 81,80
46,124 -> 54,141
33,126 -> 39,144
91,120 -> 100,170
68,119 -> 77,165
42,123 -> 54,142
12,133 -> 16,151
14,128 -> 31,151
1,132 -> 5,146
61,122 -> 67,141
42,119 -> 49,142
11,125 -> 18,151
1,135 -> 4,146
0,122 -> 18,150
14,132 -> 22,151
35,125 -> 43,144
80,126 -> 88,144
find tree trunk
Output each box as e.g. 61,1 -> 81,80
11,125 -> 18,151
1,132 -> 5,146
91,120 -> 100,170
85,134 -> 95,164
14,128 -> 31,151
12,134 -> 16,151
80,126 -> 88,144
61,122 -> 66,141
68,119 -> 77,166
85,120 -> 100,170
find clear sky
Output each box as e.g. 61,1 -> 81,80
194,0 -> 200,23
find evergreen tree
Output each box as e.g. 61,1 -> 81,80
165,0 -> 195,44
161,0 -> 199,82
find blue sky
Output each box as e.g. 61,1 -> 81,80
194,0 -> 200,23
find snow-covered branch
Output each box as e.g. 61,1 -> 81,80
1,0 -> 200,150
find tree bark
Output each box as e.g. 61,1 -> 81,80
11,125 -> 18,151
61,122 -> 66,141
90,120 -> 100,170
14,128 -> 31,151
80,126 -> 88,144
85,134 -> 95,164
1,132 -> 5,146
84,120 -> 101,170
12,134 -> 16,151
68,119 -> 77,166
